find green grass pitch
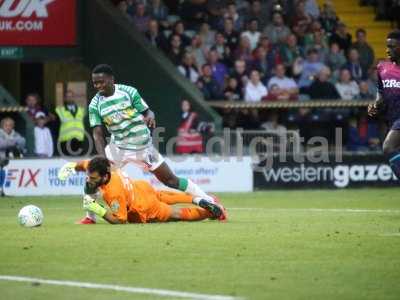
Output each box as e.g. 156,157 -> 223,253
1,189 -> 400,300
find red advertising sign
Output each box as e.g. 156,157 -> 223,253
0,0 -> 76,46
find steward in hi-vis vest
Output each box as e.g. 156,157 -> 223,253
55,91 -> 86,156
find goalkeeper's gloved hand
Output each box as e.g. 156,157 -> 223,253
83,195 -> 107,217
58,162 -> 77,181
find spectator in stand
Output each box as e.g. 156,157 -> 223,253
222,2 -> 244,31
304,0 -> 320,19
329,22 -> 352,53
319,1 -> 338,33
358,81 -> 375,99
244,0 -> 269,30
291,18 -> 308,47
231,0 -> 249,15
220,17 -> 239,52
166,34 -> 184,65
291,0 -> 312,30
125,0 -> 136,17
234,35 -> 252,62
279,34 -> 304,72
326,42 -> 347,81
132,2 -> 150,33
304,29 -> 329,63
263,84 -> 282,101
206,0 -> 227,29
295,48 -> 326,88
241,18 -> 261,51
148,0 -> 169,29
25,93 -> 49,122
230,59 -> 249,95
172,20 -> 191,48
55,90 -> 86,156
306,66 -> 340,99
344,48 -> 366,81
211,32 -> 232,66
197,64 -> 222,100
212,31 -> 226,57
34,112 -> 53,158
244,70 -> 268,102
263,12 -> 291,45
117,1 -> 133,21
207,49 -> 228,91
178,52 -> 199,83
306,31 -> 329,63
263,112 -> 286,142
236,108 -> 261,129
145,19 -> 168,51
351,28 -> 375,73
300,66 -> 340,128
267,64 -> 299,100
258,36 -> 282,70
176,100 -> 203,154
364,66 -> 378,96
335,68 -> 360,100
179,0 -> 208,30
198,22 -> 215,50
260,111 -> 287,136
187,34 -> 207,68
224,77 -> 242,100
0,117 -> 26,159
347,113 -> 380,151
250,46 -> 274,82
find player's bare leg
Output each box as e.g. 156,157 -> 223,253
383,129 -> 400,178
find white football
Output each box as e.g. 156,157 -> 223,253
18,205 -> 43,227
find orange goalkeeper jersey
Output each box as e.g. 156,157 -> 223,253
76,160 -> 173,223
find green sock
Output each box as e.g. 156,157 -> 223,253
178,177 -> 188,191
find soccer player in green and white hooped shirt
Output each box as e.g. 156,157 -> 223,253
78,64 -> 225,223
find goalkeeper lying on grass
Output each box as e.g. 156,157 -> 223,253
58,157 -> 226,224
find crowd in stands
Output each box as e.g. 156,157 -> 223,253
111,0 -> 392,151
1,0 -> 396,158
0,91 -> 86,159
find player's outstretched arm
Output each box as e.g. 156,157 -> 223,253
142,109 -> 156,128
368,92 -> 385,118
58,160 -> 90,181
103,211 -> 126,224
83,195 -> 126,224
93,126 -> 107,156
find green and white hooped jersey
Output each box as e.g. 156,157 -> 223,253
89,84 -> 151,150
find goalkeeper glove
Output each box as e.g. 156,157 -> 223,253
58,162 -> 77,181
83,195 -> 107,217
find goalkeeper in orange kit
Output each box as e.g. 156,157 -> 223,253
59,157 -> 226,224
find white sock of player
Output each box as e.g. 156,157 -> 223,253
185,179 -> 214,203
192,197 -> 202,205
86,211 -> 96,221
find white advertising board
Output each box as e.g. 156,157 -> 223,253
2,156 -> 253,196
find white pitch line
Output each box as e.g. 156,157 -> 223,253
228,208 -> 400,213
380,233 -> 400,237
0,275 -> 242,300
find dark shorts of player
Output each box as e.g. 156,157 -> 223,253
390,119 -> 400,130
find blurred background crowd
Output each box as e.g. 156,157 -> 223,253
1,0 -> 399,159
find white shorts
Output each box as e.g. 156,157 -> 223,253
105,143 -> 165,171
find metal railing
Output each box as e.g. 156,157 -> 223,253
208,100 -> 374,109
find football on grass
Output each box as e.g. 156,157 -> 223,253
18,205 -> 43,227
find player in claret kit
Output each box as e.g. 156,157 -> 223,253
60,157 -> 226,224
368,30 -> 400,178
